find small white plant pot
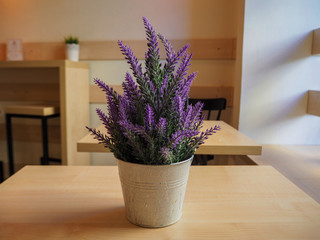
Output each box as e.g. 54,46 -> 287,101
65,43 -> 79,61
116,156 -> 193,228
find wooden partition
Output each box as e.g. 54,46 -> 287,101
0,60 -> 90,166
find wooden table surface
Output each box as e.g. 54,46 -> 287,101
77,121 -> 262,155
0,165 -> 319,239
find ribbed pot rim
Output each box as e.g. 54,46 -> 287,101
116,155 -> 194,167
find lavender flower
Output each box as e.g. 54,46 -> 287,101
144,104 -> 155,131
175,53 -> 193,82
87,17 -> 220,165
118,41 -> 144,81
156,118 -> 166,135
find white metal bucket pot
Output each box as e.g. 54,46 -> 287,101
116,156 -> 193,228
65,43 -> 79,61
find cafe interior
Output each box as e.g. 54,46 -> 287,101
0,0 -> 319,238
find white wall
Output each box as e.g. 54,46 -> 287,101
0,0 -> 236,41
240,0 -> 320,144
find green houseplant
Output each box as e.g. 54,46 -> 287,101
87,17 -> 220,227
64,36 -> 79,61
64,36 -> 79,44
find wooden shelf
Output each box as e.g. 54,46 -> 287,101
307,90 -> 320,116
312,28 -> 320,55
0,39 -> 236,61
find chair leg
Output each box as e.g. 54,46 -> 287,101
0,161 -> 4,183
6,114 -> 15,175
41,117 -> 49,165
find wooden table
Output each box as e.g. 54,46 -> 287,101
0,60 -> 90,166
0,166 -> 319,239
77,120 -> 262,155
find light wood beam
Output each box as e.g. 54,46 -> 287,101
0,39 -> 236,61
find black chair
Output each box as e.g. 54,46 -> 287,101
5,105 -> 61,176
189,98 -> 227,121
189,98 -> 227,165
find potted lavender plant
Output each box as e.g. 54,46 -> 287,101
87,17 -> 219,228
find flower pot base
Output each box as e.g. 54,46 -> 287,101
126,215 -> 181,228
117,157 -> 193,228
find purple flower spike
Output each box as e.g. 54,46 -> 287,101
156,117 -> 166,135
143,17 -> 161,89
145,104 -> 155,131
118,40 -> 144,81
175,53 -> 193,82
179,72 -> 197,102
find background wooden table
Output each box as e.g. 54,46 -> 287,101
0,165 -> 319,239
77,121 -> 262,155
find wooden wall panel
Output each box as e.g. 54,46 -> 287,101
0,83 -> 59,101
0,38 -> 236,61
89,85 -> 123,103
0,43 -> 5,60
0,68 -> 59,84
312,28 -> 320,55
81,39 -> 236,60
24,42 -> 65,60
90,85 -> 233,107
0,123 -> 60,143
307,90 -> 320,116
0,66 -> 60,101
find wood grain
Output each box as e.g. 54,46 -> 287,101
249,144 -> 320,203
0,165 -> 319,239
78,121 -> 262,155
0,38 -> 236,61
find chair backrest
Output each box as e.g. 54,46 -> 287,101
189,98 -> 227,120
